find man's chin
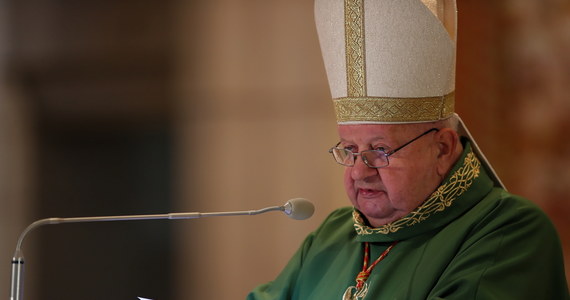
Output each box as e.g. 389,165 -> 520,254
356,203 -> 395,227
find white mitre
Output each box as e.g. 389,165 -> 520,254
315,0 -> 457,123
315,0 -> 506,187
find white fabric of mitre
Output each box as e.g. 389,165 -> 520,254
315,0 -> 456,99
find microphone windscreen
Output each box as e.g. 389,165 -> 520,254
284,198 -> 315,220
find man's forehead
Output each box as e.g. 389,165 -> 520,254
337,123 -> 417,133
337,123 -> 433,143
337,124 -> 405,142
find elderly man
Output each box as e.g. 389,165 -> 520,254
248,0 -> 569,299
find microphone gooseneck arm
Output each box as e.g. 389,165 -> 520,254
10,198 -> 313,300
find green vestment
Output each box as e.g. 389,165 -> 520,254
247,142 -> 569,299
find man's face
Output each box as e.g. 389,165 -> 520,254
338,124 -> 442,227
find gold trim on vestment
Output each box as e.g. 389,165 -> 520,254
344,0 -> 366,97
334,92 -> 455,123
354,150 -> 481,235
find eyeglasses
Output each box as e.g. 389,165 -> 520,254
328,128 -> 439,168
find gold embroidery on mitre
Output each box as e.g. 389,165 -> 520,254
344,0 -> 366,97
354,151 -> 481,235
334,92 -> 455,123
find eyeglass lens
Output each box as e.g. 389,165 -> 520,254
332,148 -> 388,168
361,150 -> 388,167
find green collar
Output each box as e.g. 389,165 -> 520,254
353,142 -> 494,242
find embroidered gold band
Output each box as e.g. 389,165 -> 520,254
344,0 -> 366,97
354,149 -> 481,235
333,92 -> 455,123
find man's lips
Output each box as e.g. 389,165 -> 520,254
357,188 -> 383,197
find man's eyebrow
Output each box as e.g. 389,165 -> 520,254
341,135 -> 387,141
338,137 -> 387,144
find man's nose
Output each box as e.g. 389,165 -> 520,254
350,154 -> 378,180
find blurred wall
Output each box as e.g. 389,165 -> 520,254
0,76 -> 35,299
0,0 -> 36,297
2,0 -> 175,299
172,0 -> 344,298
456,0 -> 570,280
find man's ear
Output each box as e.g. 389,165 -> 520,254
435,128 -> 461,177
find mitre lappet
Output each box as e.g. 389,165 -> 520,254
315,0 -> 505,188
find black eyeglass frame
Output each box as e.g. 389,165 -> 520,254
328,128 -> 439,168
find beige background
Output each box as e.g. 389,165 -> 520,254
0,0 -> 568,299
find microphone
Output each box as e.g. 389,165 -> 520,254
282,198 -> 315,220
10,198 -> 314,300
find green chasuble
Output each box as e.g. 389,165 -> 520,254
247,143 -> 569,300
